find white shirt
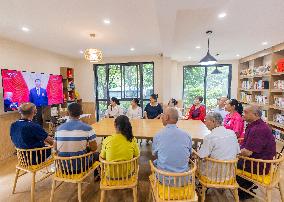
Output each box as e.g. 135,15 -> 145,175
105,105 -> 124,118
213,107 -> 228,119
198,126 -> 240,181
126,106 -> 142,119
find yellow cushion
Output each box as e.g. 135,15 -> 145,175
101,174 -> 137,186
236,169 -> 271,185
56,161 -> 100,180
26,157 -> 54,171
197,172 -> 235,185
149,175 -> 194,200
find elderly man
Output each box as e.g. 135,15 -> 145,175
152,107 -> 192,173
10,102 -> 53,164
237,105 -> 276,200
197,112 -> 240,181
213,96 -> 228,119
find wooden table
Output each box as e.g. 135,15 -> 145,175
92,119 -> 210,142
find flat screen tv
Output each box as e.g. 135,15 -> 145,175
1,69 -> 63,112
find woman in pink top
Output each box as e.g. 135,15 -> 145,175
224,99 -> 244,140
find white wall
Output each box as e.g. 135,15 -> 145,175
0,37 -> 75,114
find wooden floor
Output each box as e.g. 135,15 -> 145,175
0,140 -> 283,202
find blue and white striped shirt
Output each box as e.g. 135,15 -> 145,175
55,119 -> 96,157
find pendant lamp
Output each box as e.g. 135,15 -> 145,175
199,30 -> 217,66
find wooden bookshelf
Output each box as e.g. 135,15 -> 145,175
60,67 -> 78,108
238,42 -> 284,142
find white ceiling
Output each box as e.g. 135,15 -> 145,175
0,0 -> 284,61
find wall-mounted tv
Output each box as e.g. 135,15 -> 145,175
1,69 -> 63,112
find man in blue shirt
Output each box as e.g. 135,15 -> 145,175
152,107 -> 192,173
29,79 -> 48,107
10,102 -> 54,164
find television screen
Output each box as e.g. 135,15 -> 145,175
1,69 -> 63,112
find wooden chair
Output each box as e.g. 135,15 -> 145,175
149,160 -> 198,202
237,153 -> 284,202
99,156 -> 139,202
195,155 -> 239,202
50,152 -> 100,202
12,146 -> 54,202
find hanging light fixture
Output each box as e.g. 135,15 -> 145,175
84,33 -> 103,63
211,66 -> 222,74
84,48 -> 103,63
199,30 -> 217,66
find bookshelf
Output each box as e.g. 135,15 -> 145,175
60,67 -> 78,108
238,42 -> 284,143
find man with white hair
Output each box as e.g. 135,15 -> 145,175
213,96 -> 228,119
237,105 -> 276,200
152,107 -> 192,173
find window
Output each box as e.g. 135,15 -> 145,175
183,64 -> 232,111
94,62 -> 154,120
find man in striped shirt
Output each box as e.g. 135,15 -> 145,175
54,103 -> 99,173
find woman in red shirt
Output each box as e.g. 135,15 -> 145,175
184,96 -> 206,122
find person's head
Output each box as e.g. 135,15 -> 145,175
150,94 -> 158,104
110,97 -> 120,106
19,102 -> 37,120
225,99 -> 243,115
205,112 -> 223,131
217,96 -> 228,108
35,79 -> 41,88
243,105 -> 262,123
4,92 -> 13,99
114,115 -> 133,142
161,107 -> 179,126
131,98 -> 140,107
194,96 -> 203,106
168,98 -> 178,107
67,103 -> 83,119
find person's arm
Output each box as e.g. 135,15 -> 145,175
32,124 -> 54,146
100,138 -> 107,159
197,136 -> 211,158
152,134 -> 159,158
240,128 -> 265,157
88,129 -> 97,152
105,106 -> 110,118
45,136 -> 54,146
184,106 -> 193,120
240,148 -> 253,157
154,104 -> 163,119
126,107 -> 131,118
144,111 -> 148,119
138,107 -> 143,119
231,117 -> 244,138
197,105 -> 206,122
144,104 -> 149,119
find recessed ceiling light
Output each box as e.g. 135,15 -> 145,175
21,27 -> 30,32
130,48 -> 135,51
218,12 -> 227,18
195,46 -> 201,49
103,19 -> 111,24
262,41 -> 268,45
188,56 -> 192,59
236,54 -> 240,57
79,50 -> 84,54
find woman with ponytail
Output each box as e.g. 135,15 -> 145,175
224,99 -> 245,140
100,115 -> 140,161
105,97 -> 124,118
126,98 -> 142,119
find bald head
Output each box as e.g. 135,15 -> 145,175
162,107 -> 179,125
243,105 -> 262,123
19,102 -> 36,119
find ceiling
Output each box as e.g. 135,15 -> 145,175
0,0 -> 283,61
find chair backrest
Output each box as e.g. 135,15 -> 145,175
149,159 -> 196,201
100,156 -> 139,187
238,152 -> 284,186
196,156 -> 238,186
16,146 -> 53,169
54,152 -> 97,179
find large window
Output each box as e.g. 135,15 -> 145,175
94,62 -> 154,120
183,64 -> 232,111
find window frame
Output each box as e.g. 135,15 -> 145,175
182,64 -> 232,107
93,62 -> 154,120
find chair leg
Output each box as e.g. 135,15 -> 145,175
78,183 -> 82,202
12,168 -> 20,194
279,182 -> 284,202
201,185 -> 206,202
233,188 -> 239,202
31,172 -> 36,202
133,186 -> 138,202
148,189 -> 152,201
50,179 -> 56,202
100,190 -> 106,202
266,188 -> 272,202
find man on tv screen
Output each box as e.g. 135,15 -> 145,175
29,79 -> 48,106
4,92 -> 18,112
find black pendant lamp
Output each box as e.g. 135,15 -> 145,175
199,30 -> 218,66
211,66 -> 222,74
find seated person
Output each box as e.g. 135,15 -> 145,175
213,96 -> 228,119
105,97 -> 124,118
152,107 -> 192,185
168,98 -> 182,119
237,105 -> 276,200
224,99 -> 244,140
197,112 -> 240,181
126,98 -> 143,119
4,92 -> 18,112
100,115 -> 139,161
184,96 -> 206,122
10,102 -> 53,165
55,103 -> 99,173
144,94 -> 163,119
